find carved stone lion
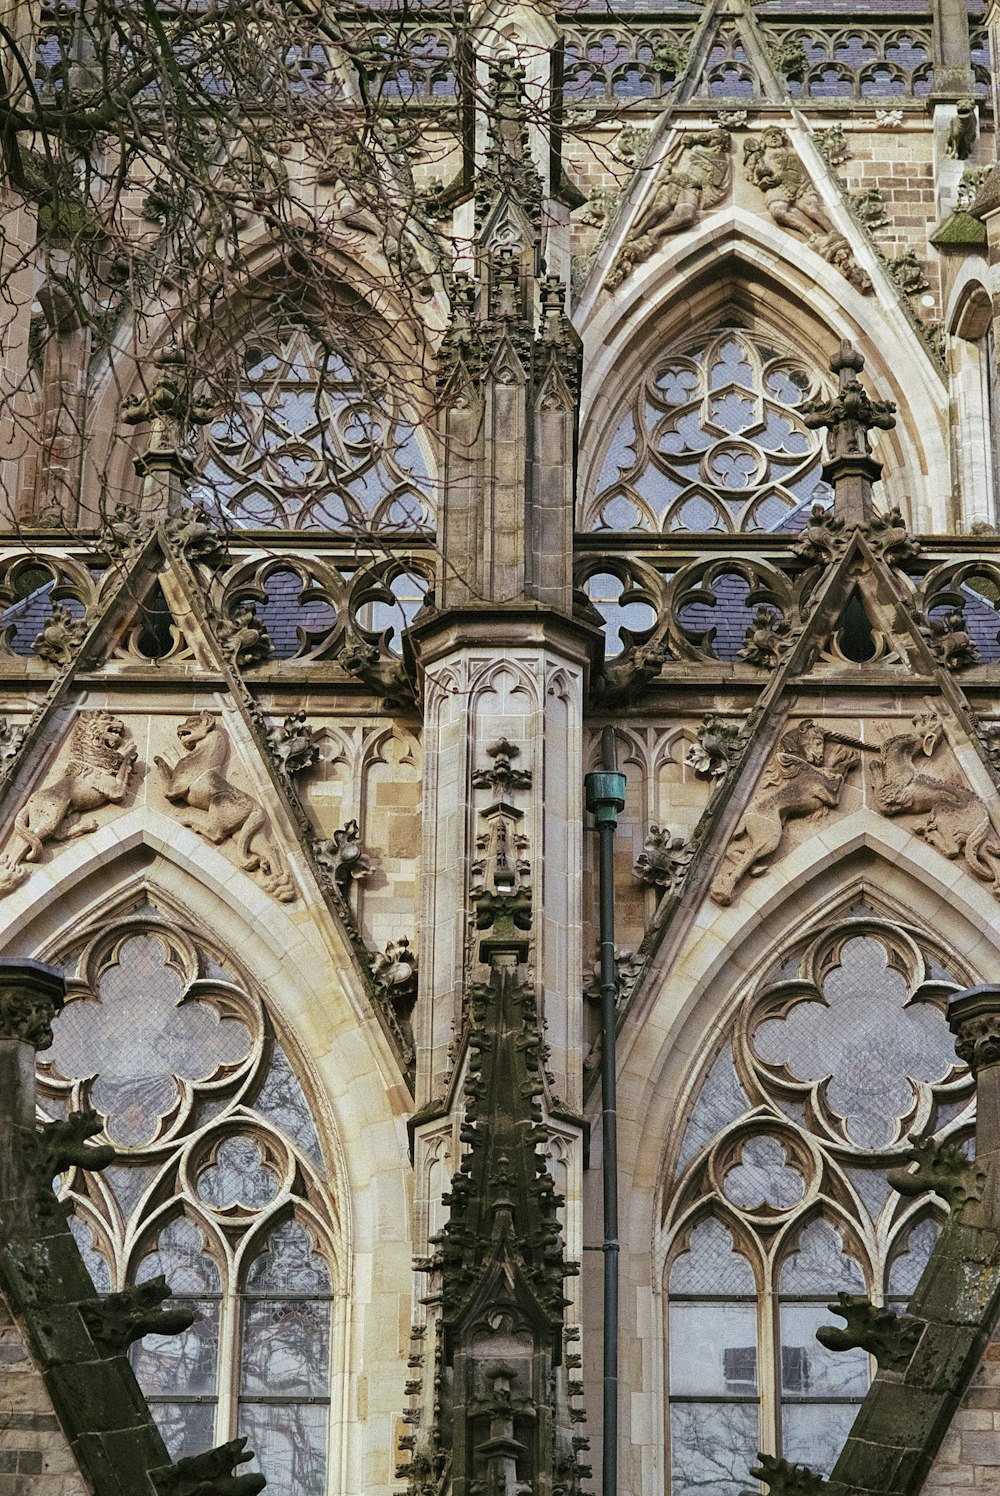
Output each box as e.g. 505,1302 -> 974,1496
154,712 -> 294,901
0,712 -> 137,895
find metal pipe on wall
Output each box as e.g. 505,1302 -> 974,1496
585,727 -> 626,1496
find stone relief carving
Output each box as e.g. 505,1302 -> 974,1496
742,127 -> 871,293
607,129 -> 731,290
868,713 -> 1000,893
154,712 -> 295,900
710,720 -> 864,906
0,712 -> 138,895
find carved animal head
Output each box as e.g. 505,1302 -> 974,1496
781,720 -> 826,765
177,712 -> 217,752
70,711 -> 130,770
911,712 -> 941,757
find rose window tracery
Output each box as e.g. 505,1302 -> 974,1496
38,905 -> 338,1496
583,328 -> 833,534
663,910 -> 972,1495
198,320 -> 434,532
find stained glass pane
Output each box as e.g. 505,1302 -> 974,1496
677,1045 -> 751,1174
246,1220 -> 332,1295
670,1219 -> 755,1295
779,1221 -> 866,1296
150,1402 -> 217,1462
888,1219 -> 941,1299
586,329 -> 831,534
68,1215 -> 112,1292
753,936 -> 955,1149
669,1305 -> 757,1396
254,1045 -> 324,1169
779,1306 -> 868,1397
199,322 -> 433,532
197,1136 -> 280,1209
782,1402 -> 859,1477
669,1403 -> 759,1496
49,933 -> 250,1147
136,1217 -> 222,1294
132,1301 -> 220,1395
722,1136 -> 804,1211
240,1299 -> 331,1396
238,1403 -> 328,1496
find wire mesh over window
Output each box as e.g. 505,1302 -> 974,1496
38,904 -> 339,1495
583,327 -> 833,534
663,909 -> 971,1495
198,320 -> 434,532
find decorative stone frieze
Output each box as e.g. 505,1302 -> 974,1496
607,128 -> 731,290
742,129 -> 871,293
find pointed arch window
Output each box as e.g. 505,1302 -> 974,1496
662,909 -> 967,1494
38,905 -> 339,1495
197,314 -> 434,532
584,327 -> 833,534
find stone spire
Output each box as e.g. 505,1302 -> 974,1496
121,344 -> 213,515
801,340 -> 897,527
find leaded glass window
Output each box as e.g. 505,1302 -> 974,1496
583,328 -> 833,534
664,910 -> 970,1494
198,319 -> 434,532
38,905 -> 338,1495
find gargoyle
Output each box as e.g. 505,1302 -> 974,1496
81,1276 -> 195,1353
887,1134 -> 985,1211
816,1292 -> 923,1371
152,1437 -> 266,1496
591,640 -> 667,706
155,713 -> 294,901
29,1110 -> 115,1213
711,721 -> 864,905
742,1454 -> 827,1496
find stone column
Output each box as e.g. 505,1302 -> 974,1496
0,961 -> 66,1228
948,984 -> 1000,1220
